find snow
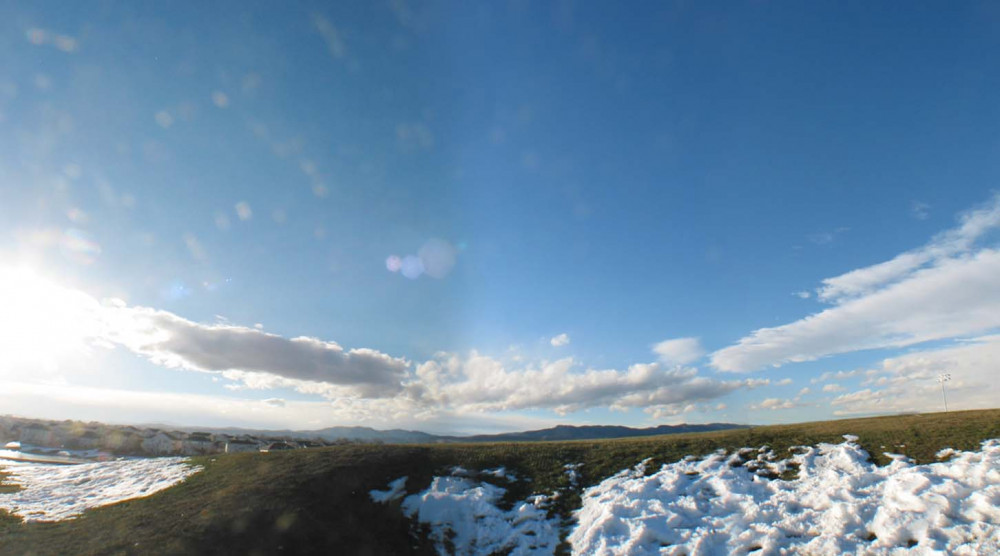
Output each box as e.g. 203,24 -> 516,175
483,466 -> 517,481
372,465 -> 562,556
370,476 -> 408,503
0,457 -> 201,522
371,437 -> 1000,555
564,463 -> 583,488
570,436 -> 1000,555
400,476 -> 561,556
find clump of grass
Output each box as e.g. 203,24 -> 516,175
0,470 -> 21,494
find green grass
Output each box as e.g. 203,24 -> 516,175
0,409 -> 997,555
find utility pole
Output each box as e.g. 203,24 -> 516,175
937,373 -> 951,412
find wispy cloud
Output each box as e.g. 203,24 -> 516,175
311,13 -> 346,59
818,194 -> 1000,303
811,369 -> 861,384
712,194 -> 1000,372
652,337 -> 705,366
550,333 -> 570,347
807,227 -> 850,246
749,398 -> 798,410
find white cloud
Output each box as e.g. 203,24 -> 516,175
550,333 -> 570,347
793,291 -> 811,299
818,194 -> 1000,303
811,369 -> 861,384
797,387 -> 811,396
409,352 -> 764,417
749,398 -> 797,410
104,305 -> 409,397
652,337 -> 706,366
776,378 -> 793,386
712,194 -> 1000,372
822,383 -> 845,393
832,335 -> 1000,416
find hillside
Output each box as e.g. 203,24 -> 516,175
446,422 -> 749,442
168,422 -> 749,444
1,409 -> 998,555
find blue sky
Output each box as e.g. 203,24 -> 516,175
0,2 -> 998,433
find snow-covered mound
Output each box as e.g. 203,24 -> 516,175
0,457 -> 201,522
571,436 -> 1000,555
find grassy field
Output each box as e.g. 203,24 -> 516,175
0,408 -> 998,555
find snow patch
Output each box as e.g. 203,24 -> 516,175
570,438 -> 1000,555
370,476 -> 408,503
483,466 -> 517,481
386,475 -> 560,555
0,457 -> 201,522
564,463 -> 583,488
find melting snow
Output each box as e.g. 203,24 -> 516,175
483,466 -> 517,481
0,457 -> 201,522
370,476 -> 408,503
564,463 -> 584,488
373,437 -> 1000,555
401,477 -> 561,556
371,468 -> 562,556
571,436 -> 1000,555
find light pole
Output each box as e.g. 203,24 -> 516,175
937,373 -> 951,412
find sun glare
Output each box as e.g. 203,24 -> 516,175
0,266 -> 100,371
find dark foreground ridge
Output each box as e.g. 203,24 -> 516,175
0,409 -> 997,555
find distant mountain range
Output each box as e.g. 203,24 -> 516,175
170,422 -> 750,444
441,423 -> 751,442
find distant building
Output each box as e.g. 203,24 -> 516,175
225,439 -> 260,453
141,431 -> 182,455
19,424 -> 55,446
260,442 -> 295,453
72,430 -> 103,450
180,432 -> 215,455
101,430 -> 142,453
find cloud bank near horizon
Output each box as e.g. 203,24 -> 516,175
1,277 -> 756,422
